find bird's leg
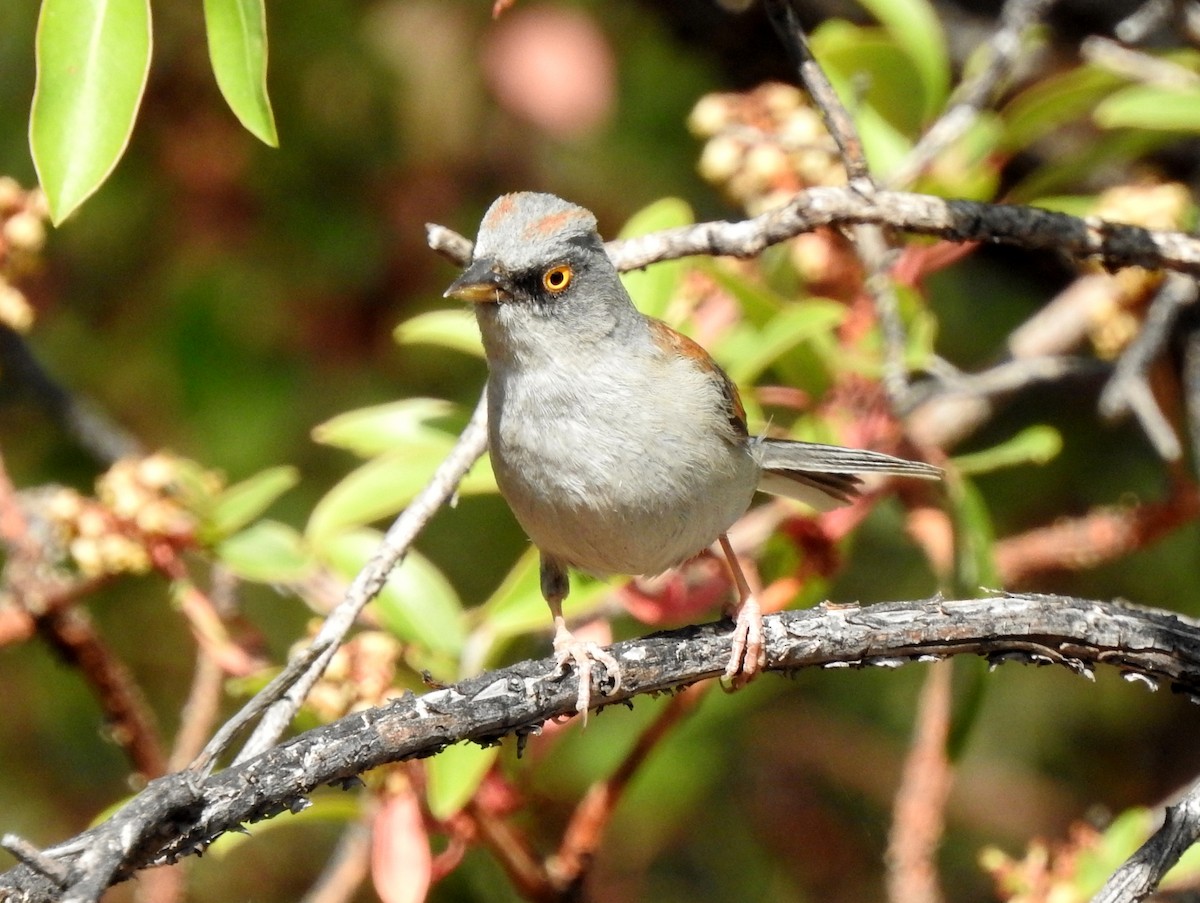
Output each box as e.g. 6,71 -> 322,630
541,554 -> 621,720
718,533 -> 765,687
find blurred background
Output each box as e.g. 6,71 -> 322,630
3,0 -> 1200,901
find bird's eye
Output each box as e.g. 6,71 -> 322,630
542,264 -> 573,294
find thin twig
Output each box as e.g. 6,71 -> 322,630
761,0 -> 912,405
995,483 -> 1200,586
886,661 -> 953,903
890,0 -> 1057,189
169,651 -> 227,772
606,187 -> 1200,275
1082,35 -> 1200,89
226,390 -> 489,765
909,273 -> 1118,449
1182,319 -> 1200,474
1098,273 -> 1200,460
299,819 -> 371,903
1114,0 -> 1173,42
36,605 -> 168,779
428,190 -> 1200,279
551,686 -> 703,889
0,326 -> 140,465
1092,783 -> 1200,903
762,0 -> 869,184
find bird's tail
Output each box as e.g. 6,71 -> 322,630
756,438 -> 942,511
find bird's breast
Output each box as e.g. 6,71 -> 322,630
485,359 -> 759,576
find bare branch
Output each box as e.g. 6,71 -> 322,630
761,0 -> 912,403
6,592 -> 1200,903
1092,786 -> 1200,903
891,0 -> 1057,188
205,391 -> 489,769
886,661 -> 953,903
1098,273 -> 1199,460
432,188 -> 1200,282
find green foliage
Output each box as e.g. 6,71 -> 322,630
952,425 -> 1062,476
616,196 -> 694,319
203,0 -> 278,146
425,743 -> 499,820
217,520 -> 312,583
307,402 -> 497,545
30,0 -> 151,223
208,465 -> 300,538
323,529 -> 464,669
29,0 -> 276,222
11,3 -> 1200,901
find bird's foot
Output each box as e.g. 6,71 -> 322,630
552,630 -> 621,723
723,593 -> 765,689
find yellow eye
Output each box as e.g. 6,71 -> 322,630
542,264 -> 573,294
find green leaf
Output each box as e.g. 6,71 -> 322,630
203,0 -> 278,146
1001,66 -> 1126,152
217,520 -> 313,583
952,425 -> 1062,476
425,743 -> 499,820
30,0 -> 152,224
312,398 -> 463,457
393,309 -> 484,358
723,301 -> 845,385
1095,83 -> 1200,132
811,21 -> 931,138
208,465 -> 299,537
306,447 -> 497,544
698,259 -> 787,326
474,549 -> 610,648
852,0 -> 949,119
321,530 -> 465,657
947,476 -> 998,596
617,197 -> 695,320
806,22 -> 916,171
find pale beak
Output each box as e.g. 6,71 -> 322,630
444,258 -> 512,304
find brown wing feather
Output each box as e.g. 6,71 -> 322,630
646,318 -> 748,438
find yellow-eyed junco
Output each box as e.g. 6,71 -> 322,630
445,192 -> 941,715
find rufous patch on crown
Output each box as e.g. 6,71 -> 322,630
483,194 -> 518,229
524,209 -> 589,239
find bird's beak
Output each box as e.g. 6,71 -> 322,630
444,258 -> 512,304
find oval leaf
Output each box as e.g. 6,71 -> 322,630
217,520 -> 313,583
203,0 -> 278,146
307,446 -> 497,544
208,465 -> 299,537
31,0 -> 153,223
312,399 -> 461,457
617,197 -> 694,319
853,0 -> 949,119
393,309 -> 484,358
1095,83 -> 1200,133
951,424 -> 1062,476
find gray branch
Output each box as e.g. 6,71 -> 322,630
429,187 -> 1200,278
3,592 -> 1200,903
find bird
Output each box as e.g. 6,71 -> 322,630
444,192 -> 942,716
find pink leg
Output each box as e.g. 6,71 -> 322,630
718,534 -> 765,686
542,554 -> 621,722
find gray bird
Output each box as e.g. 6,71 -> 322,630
445,192 -> 941,715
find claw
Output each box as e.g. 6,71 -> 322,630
718,534 -> 766,689
723,592 -> 764,687
552,635 -> 621,721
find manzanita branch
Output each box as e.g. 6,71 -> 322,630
4,592 -> 1200,903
